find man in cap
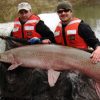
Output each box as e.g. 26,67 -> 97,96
9,2 -> 56,47
54,1 -> 100,99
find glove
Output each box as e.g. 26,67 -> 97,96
28,37 -> 41,44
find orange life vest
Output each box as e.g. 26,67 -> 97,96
12,15 -> 42,39
55,18 -> 88,49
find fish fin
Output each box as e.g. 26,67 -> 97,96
48,69 -> 60,87
7,53 -> 22,70
8,62 -> 22,70
95,82 -> 100,98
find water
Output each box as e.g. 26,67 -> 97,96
0,5 -> 100,52
74,5 -> 100,40
0,22 -> 14,53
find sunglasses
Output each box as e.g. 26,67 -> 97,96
57,9 -> 70,14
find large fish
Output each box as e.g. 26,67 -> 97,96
0,44 -> 100,84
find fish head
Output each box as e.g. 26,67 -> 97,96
0,52 -> 11,63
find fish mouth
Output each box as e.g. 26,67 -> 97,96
0,54 -> 7,62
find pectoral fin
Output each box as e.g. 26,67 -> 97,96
48,69 -> 60,87
7,53 -> 22,70
8,62 -> 22,70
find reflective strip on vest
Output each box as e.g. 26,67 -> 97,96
24,26 -> 34,30
14,21 -> 21,25
26,20 -> 39,24
54,31 -> 60,36
67,30 -> 77,35
12,27 -> 19,32
68,19 -> 81,25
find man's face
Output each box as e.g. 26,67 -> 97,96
57,9 -> 72,23
18,9 -> 32,22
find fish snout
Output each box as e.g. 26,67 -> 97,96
0,53 -> 8,62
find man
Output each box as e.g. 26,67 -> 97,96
54,1 -> 100,99
7,2 -> 56,48
55,1 -> 100,64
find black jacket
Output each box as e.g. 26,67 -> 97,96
36,20 -> 56,43
78,21 -> 100,49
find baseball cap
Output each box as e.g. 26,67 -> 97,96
57,1 -> 72,11
18,2 -> 32,12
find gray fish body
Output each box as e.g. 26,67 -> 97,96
0,44 -> 100,82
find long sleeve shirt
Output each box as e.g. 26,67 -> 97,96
78,21 -> 100,49
36,20 -> 56,43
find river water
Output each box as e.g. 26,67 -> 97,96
74,5 -> 100,40
0,5 -> 100,53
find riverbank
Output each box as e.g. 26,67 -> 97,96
0,0 -> 100,22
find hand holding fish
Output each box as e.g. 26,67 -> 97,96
90,46 -> 100,64
42,39 -> 51,44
